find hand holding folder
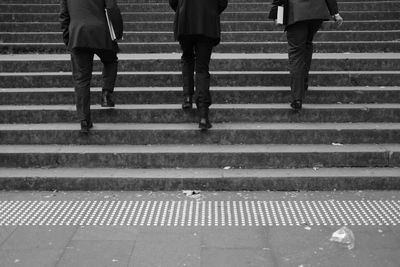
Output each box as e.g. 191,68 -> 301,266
276,6 -> 284,25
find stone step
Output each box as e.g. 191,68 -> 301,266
1,0 -> 391,3
0,104 -> 399,123
1,53 -> 399,72
1,71 -> 398,88
0,167 -> 399,191
2,87 -> 399,105
2,31 -> 399,43
0,144 -> 398,168
1,123 -> 399,145
1,11 -> 398,22
2,20 -> 399,32
2,41 -> 398,54
1,2 -> 398,13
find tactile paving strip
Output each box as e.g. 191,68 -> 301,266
0,200 -> 399,227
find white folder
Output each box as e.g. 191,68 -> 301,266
105,9 -> 117,41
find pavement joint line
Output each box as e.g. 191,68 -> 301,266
0,199 -> 398,227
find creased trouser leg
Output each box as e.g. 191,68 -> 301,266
71,48 -> 94,121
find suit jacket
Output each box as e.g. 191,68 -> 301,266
169,0 -> 228,45
269,0 -> 339,26
60,0 -> 121,51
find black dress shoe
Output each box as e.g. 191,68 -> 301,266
199,118 -> 212,131
290,100 -> 302,112
182,96 -> 192,110
80,120 -> 93,134
101,91 -> 115,107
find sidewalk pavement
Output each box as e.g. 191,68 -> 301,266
0,190 -> 399,267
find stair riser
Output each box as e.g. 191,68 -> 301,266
1,175 -> 400,191
1,109 -> 399,123
2,58 -> 398,73
0,151 -> 394,168
1,73 -> 398,88
1,12 -> 398,22
2,21 -> 400,32
1,0 -> 390,3
2,90 -> 399,105
1,129 -> 399,145
2,42 -> 399,54
3,31 -> 399,43
2,2 -> 398,13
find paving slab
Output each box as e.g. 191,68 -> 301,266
0,226 -> 76,250
72,226 -> 140,241
57,240 -> 134,267
0,248 -> 64,267
128,229 -> 201,267
201,247 -> 275,267
201,228 -> 267,249
267,226 -> 400,267
0,226 -> 16,246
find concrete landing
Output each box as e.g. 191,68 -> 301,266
0,190 -> 399,267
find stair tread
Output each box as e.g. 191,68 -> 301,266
0,143 -> 398,153
1,103 -> 399,110
0,167 -> 399,178
2,70 -> 400,75
2,53 -> 400,61
1,122 -> 400,131
1,86 -> 399,92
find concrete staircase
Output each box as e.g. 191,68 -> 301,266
0,0 -> 399,191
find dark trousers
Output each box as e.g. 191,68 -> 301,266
286,20 -> 323,101
71,48 -> 118,121
179,36 -> 214,108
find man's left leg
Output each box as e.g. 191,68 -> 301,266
71,48 -> 94,133
194,37 -> 214,130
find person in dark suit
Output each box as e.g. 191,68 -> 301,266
169,0 -> 228,131
60,0 -> 122,133
269,0 -> 343,111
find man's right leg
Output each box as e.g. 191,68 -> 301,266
96,49 -> 118,107
304,20 -> 323,92
179,36 -> 195,109
71,48 -> 94,132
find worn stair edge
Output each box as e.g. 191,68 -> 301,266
1,2 -> 399,13
1,71 -> 399,88
2,52 -> 400,60
1,103 -> 399,110
1,53 -> 399,72
3,21 -> 400,32
1,0 -> 393,3
2,31 -> 400,43
0,123 -> 399,145
2,2 -> 399,12
2,42 -> 399,54
1,103 -> 399,124
1,122 -> 399,131
1,86 -> 399,92
0,144 -> 399,168
1,11 -> 399,23
0,167 -> 399,191
3,86 -> 400,105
